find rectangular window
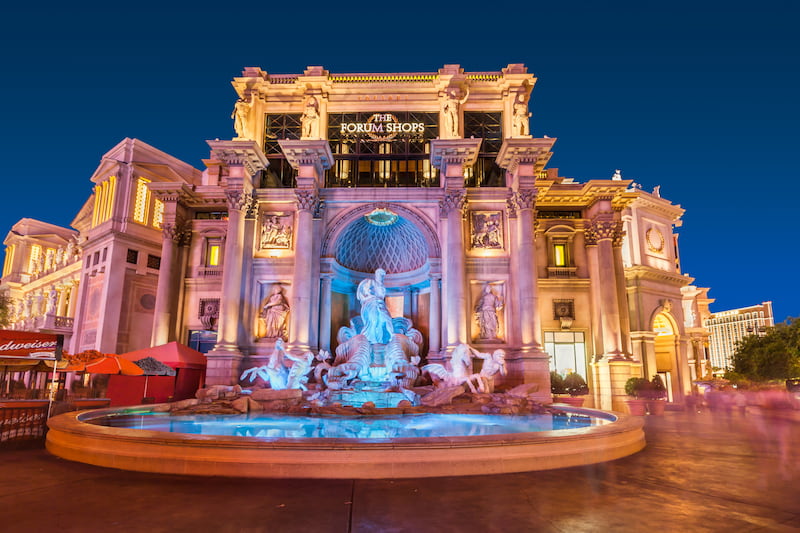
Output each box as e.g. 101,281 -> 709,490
545,331 -> 587,377
553,244 -> 567,267
126,249 -> 139,265
133,177 -> 151,224
152,199 -> 164,229
147,254 -> 161,270
206,242 -> 221,267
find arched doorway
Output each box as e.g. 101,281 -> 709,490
652,312 -> 678,401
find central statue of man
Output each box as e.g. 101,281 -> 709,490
356,268 -> 395,345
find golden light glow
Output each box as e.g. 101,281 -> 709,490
206,244 -> 221,267
554,243 -> 567,267
2,244 -> 15,276
91,176 -> 116,227
653,313 -> 675,336
133,177 -> 151,224
152,199 -> 164,229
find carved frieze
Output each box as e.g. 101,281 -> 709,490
199,298 -> 220,331
470,211 -> 503,250
259,212 -> 294,250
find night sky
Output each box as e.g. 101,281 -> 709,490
1,2 -> 797,321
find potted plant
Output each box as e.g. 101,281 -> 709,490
550,371 -> 566,401
647,374 -> 668,415
561,372 -> 589,407
624,377 -> 651,415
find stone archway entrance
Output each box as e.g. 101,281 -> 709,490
653,312 -> 678,401
323,206 -> 439,358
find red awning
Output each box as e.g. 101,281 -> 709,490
120,342 -> 206,369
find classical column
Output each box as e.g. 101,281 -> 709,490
150,219 -> 180,346
278,140 -> 333,353
240,193 -> 259,348
318,274 -> 333,352
511,189 -> 544,352
495,138 -> 554,396
430,138 -> 481,351
587,215 -> 625,359
205,141 -> 267,385
428,274 -> 441,356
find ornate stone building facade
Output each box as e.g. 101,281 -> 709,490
0,64 -> 711,410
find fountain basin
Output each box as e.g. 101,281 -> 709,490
46,405 -> 645,479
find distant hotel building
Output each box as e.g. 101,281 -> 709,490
705,302 -> 774,371
1,64 -> 714,410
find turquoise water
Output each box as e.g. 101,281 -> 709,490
85,411 -> 614,440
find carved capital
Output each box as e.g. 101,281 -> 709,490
295,189 -> 318,212
161,223 -> 180,243
585,218 -> 624,245
439,189 -> 467,218
244,192 -> 259,219
506,189 -> 517,219
511,188 -> 537,212
226,189 -> 249,212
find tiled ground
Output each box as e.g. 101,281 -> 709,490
1,408 -> 798,532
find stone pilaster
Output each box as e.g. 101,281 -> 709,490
279,140 -> 333,353
205,141 -> 267,385
431,138 -> 480,352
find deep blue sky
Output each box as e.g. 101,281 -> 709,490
1,1 -> 798,321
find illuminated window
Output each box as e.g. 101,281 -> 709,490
206,240 -> 222,267
2,244 -> 15,276
91,176 -> 116,227
28,244 -> 42,273
133,178 -> 151,224
152,199 -> 164,229
553,243 -> 568,267
546,331 -> 587,377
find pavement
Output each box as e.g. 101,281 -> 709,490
1,408 -> 799,533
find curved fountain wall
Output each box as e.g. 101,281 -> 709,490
46,406 -> 645,479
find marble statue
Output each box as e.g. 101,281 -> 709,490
511,93 -> 530,136
300,95 -> 320,139
285,351 -> 315,390
356,268 -> 395,345
474,283 -> 503,341
440,87 -> 468,138
47,287 -> 58,314
231,95 -> 254,139
467,349 -> 507,393
260,285 -> 290,340
422,343 -> 475,390
241,339 -> 292,389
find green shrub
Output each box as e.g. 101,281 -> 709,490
550,371 -> 566,395
563,372 -> 589,396
624,377 -> 651,398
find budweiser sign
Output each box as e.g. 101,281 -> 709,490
0,330 -> 63,360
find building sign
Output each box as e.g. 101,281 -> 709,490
339,113 -> 425,141
0,330 -> 63,360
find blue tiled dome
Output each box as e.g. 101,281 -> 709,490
335,214 -> 428,273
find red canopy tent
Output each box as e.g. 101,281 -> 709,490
112,342 -> 207,405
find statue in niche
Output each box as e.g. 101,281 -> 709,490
356,268 -> 395,345
440,87 -> 468,138
474,283 -> 503,342
260,285 -> 290,340
300,95 -> 320,139
511,93 -> 531,137
260,213 -> 293,249
231,95 -> 254,139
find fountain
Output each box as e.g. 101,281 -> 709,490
46,267 -> 646,479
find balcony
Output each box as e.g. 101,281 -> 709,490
547,266 -> 578,279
